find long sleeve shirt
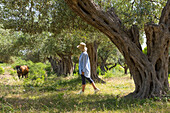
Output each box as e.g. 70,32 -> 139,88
79,51 -> 91,78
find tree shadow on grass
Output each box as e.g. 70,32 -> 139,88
39,76 -> 83,91
1,76 -> 169,112
1,92 -> 164,113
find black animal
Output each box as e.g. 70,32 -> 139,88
15,65 -> 29,79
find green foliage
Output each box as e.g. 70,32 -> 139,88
11,57 -> 28,68
143,47 -> 147,55
102,65 -> 127,78
45,63 -> 52,76
1,103 -> 15,113
114,64 -> 124,73
40,75 -> 80,91
98,39 -> 119,68
23,76 -> 45,87
0,28 -> 45,63
94,0 -> 166,28
11,58 -> 50,87
0,0 -> 100,65
23,62 -> 47,87
97,66 -> 102,75
103,70 -> 114,78
0,66 -> 5,74
0,27 -> 17,63
7,68 -> 15,76
0,0 -> 92,34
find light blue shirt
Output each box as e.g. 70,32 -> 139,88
79,51 -> 91,78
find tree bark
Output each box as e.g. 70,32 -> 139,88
168,56 -> 170,74
47,55 -> 73,76
58,54 -> 74,76
47,56 -> 59,74
100,57 -> 107,72
87,41 -> 105,83
118,59 -> 128,75
64,0 -> 170,98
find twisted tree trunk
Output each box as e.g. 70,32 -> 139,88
87,41 -> 105,83
58,54 -> 73,76
64,0 -> 170,98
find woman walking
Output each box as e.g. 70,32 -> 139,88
77,42 -> 100,94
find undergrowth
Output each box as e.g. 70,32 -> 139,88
0,62 -> 169,113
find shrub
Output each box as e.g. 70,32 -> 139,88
12,58 -> 51,87
97,67 -> 101,75
22,62 -> 47,87
28,62 -> 46,79
97,66 -> 106,75
1,103 -> 14,113
23,79 -> 32,87
114,65 -> 124,73
23,75 -> 45,87
33,77 -> 45,87
45,63 -> 52,76
0,66 -> 5,74
103,70 -> 113,78
9,69 -> 15,75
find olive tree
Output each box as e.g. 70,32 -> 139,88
64,0 -> 170,98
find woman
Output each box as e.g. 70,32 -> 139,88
77,42 -> 99,94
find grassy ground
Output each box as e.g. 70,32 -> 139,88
0,66 -> 170,113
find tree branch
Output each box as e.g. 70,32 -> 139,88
108,63 -> 117,70
64,0 -> 144,54
64,0 -> 125,39
128,25 -> 142,50
159,0 -> 170,25
65,0 -> 151,71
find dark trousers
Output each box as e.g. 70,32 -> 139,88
81,74 -> 94,85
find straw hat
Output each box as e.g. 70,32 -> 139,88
77,42 -> 87,51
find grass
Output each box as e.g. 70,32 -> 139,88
0,66 -> 170,113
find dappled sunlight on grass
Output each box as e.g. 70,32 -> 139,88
0,69 -> 169,112
2,90 -> 169,113
98,75 -> 135,96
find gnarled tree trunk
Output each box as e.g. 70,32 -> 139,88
47,56 -> 59,73
47,54 -> 73,76
100,59 -> 107,72
87,41 -> 105,83
64,0 -> 170,98
118,59 -> 128,75
99,55 -> 108,72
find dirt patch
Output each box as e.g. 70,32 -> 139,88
0,74 -> 9,79
104,76 -> 132,82
0,74 -> 12,78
